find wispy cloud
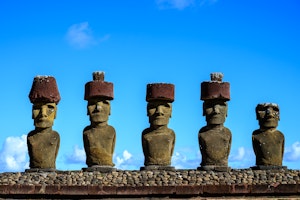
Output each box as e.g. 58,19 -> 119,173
65,22 -> 110,49
156,0 -> 195,10
172,150 -> 200,169
229,146 -> 255,168
114,150 -> 143,170
0,135 -> 29,172
65,145 -> 86,164
115,150 -> 132,167
284,141 -> 300,162
156,0 -> 217,10
229,147 -> 246,161
170,147 -> 200,169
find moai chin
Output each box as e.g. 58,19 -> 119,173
27,75 -> 61,172
198,72 -> 232,172
141,83 -> 176,171
251,103 -> 286,170
82,71 -> 116,172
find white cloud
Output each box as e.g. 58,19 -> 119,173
229,147 -> 246,161
172,149 -> 200,169
123,150 -> 132,160
65,145 -> 86,164
0,135 -> 29,172
65,22 -> 110,49
284,141 -> 300,162
114,150 -> 132,168
229,146 -> 255,168
156,0 -> 217,10
114,150 -> 143,170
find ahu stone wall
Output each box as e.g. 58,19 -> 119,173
0,169 -> 300,199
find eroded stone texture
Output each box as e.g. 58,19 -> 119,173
198,73 -> 232,172
27,129 -> 60,169
27,76 -> 61,170
83,72 -> 116,171
252,103 -> 285,169
141,83 -> 175,170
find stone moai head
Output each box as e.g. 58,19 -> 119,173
29,76 -> 61,129
256,103 -> 280,129
84,71 -> 114,125
201,72 -> 230,125
146,83 -> 174,129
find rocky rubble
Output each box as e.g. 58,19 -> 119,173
0,169 -> 299,187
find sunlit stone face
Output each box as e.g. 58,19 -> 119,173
147,101 -> 172,127
203,100 -> 227,125
32,102 -> 57,128
88,98 -> 111,123
256,103 -> 279,129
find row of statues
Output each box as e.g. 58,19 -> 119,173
26,72 -> 285,172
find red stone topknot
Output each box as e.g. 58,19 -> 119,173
146,83 -> 175,102
29,75 -> 61,104
84,71 -> 114,100
201,72 -> 230,101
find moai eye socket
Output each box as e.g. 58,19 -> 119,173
272,106 -> 279,112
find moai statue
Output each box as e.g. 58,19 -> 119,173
198,72 -> 232,172
141,83 -> 176,170
27,76 -> 61,172
251,103 -> 286,170
82,71 -> 116,172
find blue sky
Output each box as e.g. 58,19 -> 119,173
0,0 -> 299,172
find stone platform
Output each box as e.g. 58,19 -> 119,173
0,169 -> 299,199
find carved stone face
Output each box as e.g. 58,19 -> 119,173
88,98 -> 111,123
32,102 -> 57,128
147,101 -> 172,127
256,103 -> 279,129
203,100 -> 227,125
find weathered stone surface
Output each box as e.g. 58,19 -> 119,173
82,165 -> 116,173
83,125 -> 116,167
84,71 -> 114,100
142,83 -> 175,168
146,83 -> 174,102
142,128 -> 175,166
27,130 -> 60,169
198,73 -> 232,171
0,169 -> 298,185
140,165 -> 175,171
199,126 -> 231,167
230,184 -> 251,194
29,76 -> 61,104
198,165 -> 231,172
200,72 -> 230,101
83,72 -> 116,169
27,75 -> 61,170
252,103 -> 285,167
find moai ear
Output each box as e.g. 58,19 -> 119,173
169,103 -> 173,118
146,103 -> 151,117
54,106 -> 57,119
225,102 -> 228,117
202,102 -> 206,116
32,108 -> 34,119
